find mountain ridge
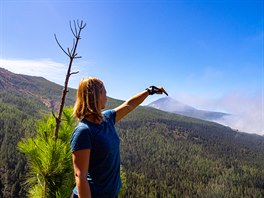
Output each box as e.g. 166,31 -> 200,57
0,67 -> 77,111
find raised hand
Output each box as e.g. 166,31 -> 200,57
146,86 -> 168,96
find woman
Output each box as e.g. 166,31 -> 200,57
70,77 -> 168,198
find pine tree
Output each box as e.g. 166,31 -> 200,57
18,107 -> 76,198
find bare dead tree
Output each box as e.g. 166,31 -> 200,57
53,20 -> 86,140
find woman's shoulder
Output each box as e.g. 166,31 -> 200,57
103,109 -> 115,115
70,120 -> 93,152
73,120 -> 91,136
103,109 -> 116,123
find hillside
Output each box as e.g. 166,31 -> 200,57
147,97 -> 229,121
0,67 -> 264,197
0,67 -> 76,112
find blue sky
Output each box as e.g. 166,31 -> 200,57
0,0 -> 263,134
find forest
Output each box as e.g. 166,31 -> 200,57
0,68 -> 264,197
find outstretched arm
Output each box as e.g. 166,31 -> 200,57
114,86 -> 168,123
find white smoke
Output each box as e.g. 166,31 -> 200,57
175,91 -> 263,135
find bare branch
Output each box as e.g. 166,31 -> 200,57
71,38 -> 75,54
52,111 -> 58,120
79,20 -> 86,29
67,48 -> 71,57
70,21 -> 76,38
74,20 -> 78,36
54,34 -> 70,57
70,71 -> 79,75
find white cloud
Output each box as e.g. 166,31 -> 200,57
0,58 -> 106,89
0,58 -> 97,88
174,91 -> 264,135
0,58 -> 67,85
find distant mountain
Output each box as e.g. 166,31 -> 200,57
147,97 -> 229,121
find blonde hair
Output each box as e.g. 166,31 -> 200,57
73,77 -> 104,122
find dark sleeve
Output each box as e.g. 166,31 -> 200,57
70,126 -> 92,152
103,109 -> 116,124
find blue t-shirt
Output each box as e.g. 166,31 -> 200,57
70,109 -> 121,198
